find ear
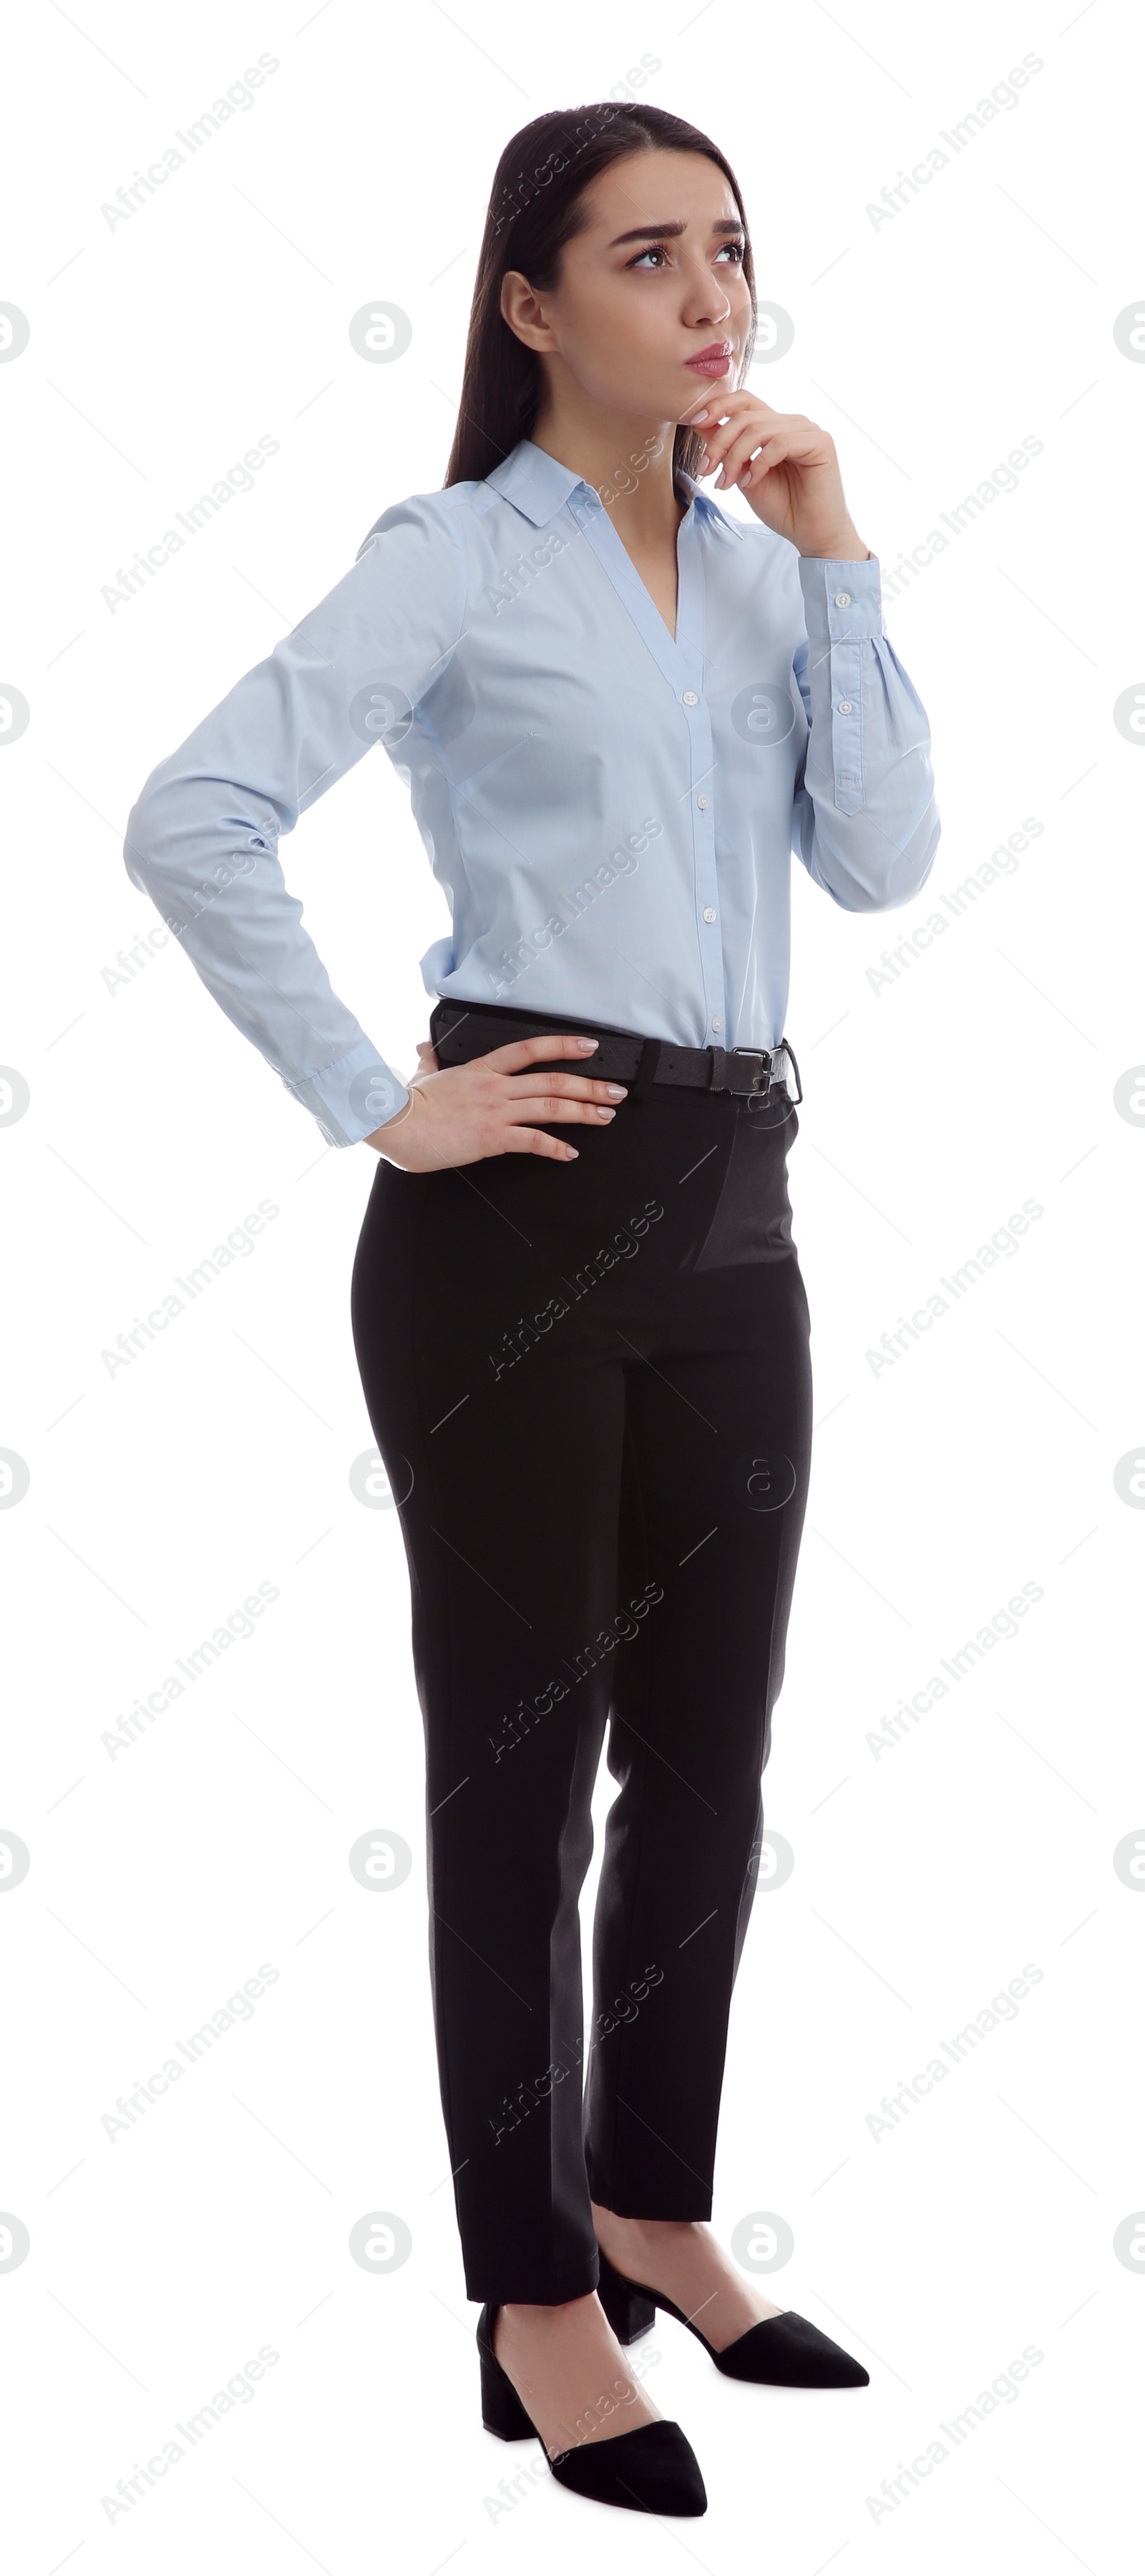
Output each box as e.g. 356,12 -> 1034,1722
500,268 -> 558,353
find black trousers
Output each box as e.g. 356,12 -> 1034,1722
349,1008 -> 813,2304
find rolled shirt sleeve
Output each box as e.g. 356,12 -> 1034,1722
791,552 -> 940,912
122,497 -> 467,1145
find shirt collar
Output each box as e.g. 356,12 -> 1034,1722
676,469 -> 744,542
485,439 -> 744,542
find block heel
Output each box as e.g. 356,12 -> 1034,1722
479,2326 -> 536,2439
595,2246 -> 658,2344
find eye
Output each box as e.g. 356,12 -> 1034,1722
626,235 -> 746,270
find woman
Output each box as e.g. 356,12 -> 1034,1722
125,102 -> 939,2517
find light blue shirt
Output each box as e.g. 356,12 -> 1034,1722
123,436 -> 940,1145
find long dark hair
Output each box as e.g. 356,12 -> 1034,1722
444,102 -> 756,492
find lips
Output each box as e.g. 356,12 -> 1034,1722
683,341 -> 734,375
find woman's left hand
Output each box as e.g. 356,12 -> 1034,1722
687,389 -> 869,561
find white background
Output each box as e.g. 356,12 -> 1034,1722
1,2 -> 1142,2567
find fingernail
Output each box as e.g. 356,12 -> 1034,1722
567,1145 -> 579,1157
597,1106 -> 615,1119
576,1038 -> 598,1050
692,409 -> 710,422
606,1083 -> 626,1098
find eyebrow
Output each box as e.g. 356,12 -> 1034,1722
608,218 -> 745,247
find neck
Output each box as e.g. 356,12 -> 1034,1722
529,390 -> 686,542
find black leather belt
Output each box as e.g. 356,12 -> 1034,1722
429,999 -> 802,1105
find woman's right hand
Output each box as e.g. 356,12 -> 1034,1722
364,1033 -> 629,1171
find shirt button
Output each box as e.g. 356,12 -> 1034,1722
702,906 -> 716,923
696,793 -> 710,809
711,1017 -> 723,1033
834,591 -> 851,606
837,698 -> 853,713
683,691 -> 698,706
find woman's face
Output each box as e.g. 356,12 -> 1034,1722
502,147 -> 754,426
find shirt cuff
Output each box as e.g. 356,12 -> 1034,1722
278,1034 -> 410,1147
796,552 -> 885,645
797,554 -> 885,819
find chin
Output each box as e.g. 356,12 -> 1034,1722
681,369 -> 733,400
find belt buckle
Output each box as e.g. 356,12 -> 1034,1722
726,1045 -> 772,1099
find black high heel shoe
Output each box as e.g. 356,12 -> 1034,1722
476,2302 -> 707,2514
595,2245 -> 870,2389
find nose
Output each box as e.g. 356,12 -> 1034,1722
681,256 -> 734,332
